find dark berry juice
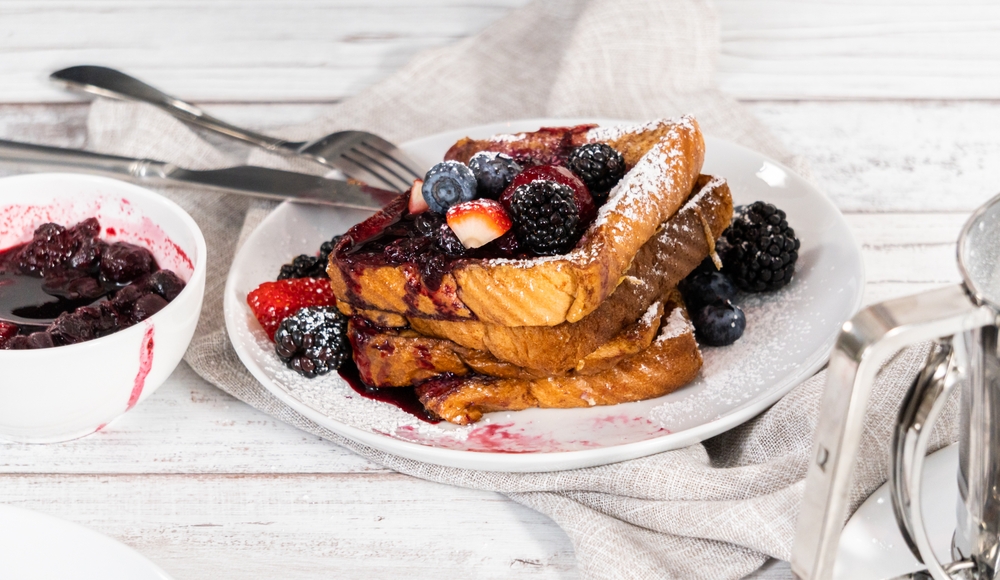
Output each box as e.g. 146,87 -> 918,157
0,218 -> 186,350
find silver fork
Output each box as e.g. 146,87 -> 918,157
50,65 -> 424,192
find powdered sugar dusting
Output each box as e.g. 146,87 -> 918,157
481,117 -> 693,269
639,301 -> 661,327
649,278 -> 815,429
656,306 -> 694,343
586,117 -> 671,143
237,311 -> 472,442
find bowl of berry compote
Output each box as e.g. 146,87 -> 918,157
0,173 -> 206,443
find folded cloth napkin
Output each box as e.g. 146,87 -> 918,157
83,1 -> 957,578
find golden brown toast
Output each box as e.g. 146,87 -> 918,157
350,294 -> 667,388
444,119 -> 689,170
341,175 -> 732,373
413,295 -> 702,425
328,116 -> 706,327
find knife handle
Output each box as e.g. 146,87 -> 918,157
51,66 -> 293,152
0,139 -> 170,179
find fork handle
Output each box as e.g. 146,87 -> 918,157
51,66 -> 296,152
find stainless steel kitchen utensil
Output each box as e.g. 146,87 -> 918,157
791,192 -> 1000,580
0,139 -> 391,210
50,65 -> 424,192
0,272 -> 106,328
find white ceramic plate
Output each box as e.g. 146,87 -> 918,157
0,504 -> 173,580
224,119 -> 864,472
834,444 -> 958,579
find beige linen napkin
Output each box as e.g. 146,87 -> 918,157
84,1 -> 955,578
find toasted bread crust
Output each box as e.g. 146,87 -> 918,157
403,175 -> 731,372
414,299 -> 702,425
328,117 -> 706,327
350,295 -> 667,388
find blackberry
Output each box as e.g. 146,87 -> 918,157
691,300 -> 746,347
468,152 -> 522,199
423,161 -> 477,214
566,143 -> 626,202
507,180 -> 580,256
278,235 -> 342,280
273,306 -> 350,378
17,218 -> 103,277
720,202 -> 800,292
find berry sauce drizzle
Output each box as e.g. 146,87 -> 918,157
335,195 -> 526,292
338,362 -> 440,424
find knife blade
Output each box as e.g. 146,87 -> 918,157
0,138 -> 394,210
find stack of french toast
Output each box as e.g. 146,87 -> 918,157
326,116 -> 733,424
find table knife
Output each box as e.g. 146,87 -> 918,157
0,139 -> 393,210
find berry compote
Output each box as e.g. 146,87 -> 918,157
0,218 -> 186,350
333,195 -> 531,293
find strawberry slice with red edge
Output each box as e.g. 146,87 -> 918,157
247,278 -> 336,340
446,199 -> 512,249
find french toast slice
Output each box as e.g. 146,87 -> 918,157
339,175 -> 731,373
350,294 -> 667,388
414,295 -> 702,425
328,116 -> 706,327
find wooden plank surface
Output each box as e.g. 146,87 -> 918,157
0,0 -> 531,103
715,0 -> 1000,99
1,472 -> 577,579
3,1 -> 1000,102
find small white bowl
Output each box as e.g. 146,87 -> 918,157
0,173 -> 206,443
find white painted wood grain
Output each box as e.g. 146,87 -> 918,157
0,472 -> 577,579
715,0 -> 1000,99
3,1 -> 1000,102
0,0 -> 531,103
0,363 -> 386,475
746,101 -> 1000,212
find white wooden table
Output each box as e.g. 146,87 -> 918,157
2,2 -> 999,578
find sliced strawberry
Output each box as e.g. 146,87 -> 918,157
247,278 -> 336,340
446,199 -> 512,249
408,179 -> 429,214
0,321 -> 19,349
500,165 -> 595,226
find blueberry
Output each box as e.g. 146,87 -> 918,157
468,152 -> 522,199
691,301 -> 746,347
423,161 -> 477,214
679,266 -> 737,310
